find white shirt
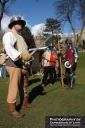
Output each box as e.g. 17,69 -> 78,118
3,32 -> 21,61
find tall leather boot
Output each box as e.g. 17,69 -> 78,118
8,103 -> 24,118
21,96 -> 34,108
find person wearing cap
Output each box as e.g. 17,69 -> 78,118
3,16 -> 34,118
63,38 -> 79,89
41,42 -> 58,87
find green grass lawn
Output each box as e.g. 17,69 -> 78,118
0,52 -> 85,128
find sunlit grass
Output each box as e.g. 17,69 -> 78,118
0,52 -> 85,128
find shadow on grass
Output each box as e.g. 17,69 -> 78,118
28,85 -> 46,103
28,84 -> 62,103
16,84 -> 60,111
16,85 -> 46,111
45,86 -> 61,94
16,77 -> 43,111
43,77 -> 60,87
16,77 -> 62,111
28,78 -> 41,86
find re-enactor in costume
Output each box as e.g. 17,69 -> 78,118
41,43 -> 58,87
3,16 -> 33,118
63,38 -> 79,89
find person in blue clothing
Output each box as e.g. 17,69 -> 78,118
1,52 -> 7,78
1,64 -> 7,78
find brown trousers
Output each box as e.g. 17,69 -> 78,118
6,66 -> 28,103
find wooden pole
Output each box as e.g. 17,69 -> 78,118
58,39 -> 64,88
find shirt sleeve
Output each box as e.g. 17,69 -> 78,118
73,47 -> 79,62
3,32 -> 21,61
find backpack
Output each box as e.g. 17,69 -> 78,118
0,54 -> 6,65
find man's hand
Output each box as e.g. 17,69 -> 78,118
58,53 -> 62,57
20,53 -> 31,61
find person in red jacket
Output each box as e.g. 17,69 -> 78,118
41,42 -> 57,87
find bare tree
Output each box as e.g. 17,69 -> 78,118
0,0 -> 39,30
0,0 -> 17,30
54,0 -> 77,46
76,0 -> 85,46
54,0 -> 85,47
0,0 -> 39,51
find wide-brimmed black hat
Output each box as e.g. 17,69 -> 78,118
8,16 -> 26,29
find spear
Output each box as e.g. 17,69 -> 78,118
58,37 -> 64,88
76,69 -> 85,81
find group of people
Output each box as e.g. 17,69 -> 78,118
41,38 -> 79,90
2,16 -> 79,118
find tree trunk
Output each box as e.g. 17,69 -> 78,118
77,20 -> 85,47
68,18 -> 77,46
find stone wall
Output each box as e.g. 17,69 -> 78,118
0,29 -> 85,53
34,29 -> 85,48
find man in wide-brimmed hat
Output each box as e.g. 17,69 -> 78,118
3,16 -> 34,118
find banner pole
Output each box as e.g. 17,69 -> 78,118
76,69 -> 85,81
58,39 -> 64,88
